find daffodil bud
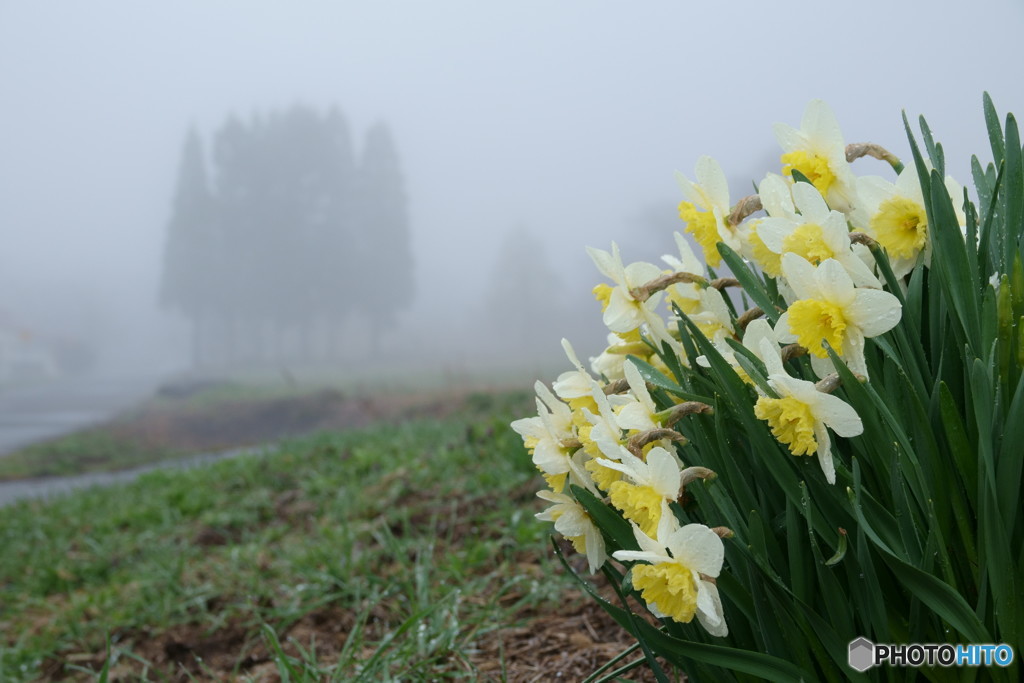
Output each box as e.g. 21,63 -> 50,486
845,142 -> 901,171
728,194 -> 763,227
680,466 -> 717,488
626,428 -> 686,458
814,374 -> 843,394
737,306 -> 765,331
657,401 -> 714,427
630,271 -> 708,302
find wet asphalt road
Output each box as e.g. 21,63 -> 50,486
0,376 -> 162,455
0,376 -> 168,507
0,447 -> 254,507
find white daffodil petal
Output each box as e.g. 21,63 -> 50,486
759,173 -> 796,218
813,392 -> 864,437
630,521 -> 667,556
561,338 -> 586,372
804,100 -> 844,148
668,524 -> 724,577
676,171 -> 704,206
781,253 -> 820,299
585,528 -> 606,573
814,422 -> 837,484
809,353 -> 838,380
696,156 -> 730,208
696,581 -> 729,637
756,338 -> 785,378
815,259 -> 856,306
840,327 -> 868,376
646,448 -> 682,499
586,246 -> 618,282
792,181 -> 830,219
613,549 -> 670,565
695,575 -> 719,625
624,359 -> 656,412
624,260 -> 664,286
604,289 -> 641,332
654,500 -> 678,544
773,122 -> 803,152
755,217 -> 791,253
616,403 -> 657,432
553,370 -> 591,400
846,290 -> 903,337
671,231 -> 704,274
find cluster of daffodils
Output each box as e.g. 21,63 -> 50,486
512,100 -> 970,639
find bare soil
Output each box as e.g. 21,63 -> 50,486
50,590 -> 663,682
105,387 -> 465,455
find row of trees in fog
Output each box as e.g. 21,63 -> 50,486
160,106 -> 412,368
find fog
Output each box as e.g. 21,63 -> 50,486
2,1 -> 1023,388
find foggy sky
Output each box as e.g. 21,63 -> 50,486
2,1 -> 1023,378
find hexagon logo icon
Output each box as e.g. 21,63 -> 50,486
848,637 -> 875,672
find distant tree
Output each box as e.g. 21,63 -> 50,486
161,106 -> 410,369
352,122 -> 413,352
159,127 -> 217,366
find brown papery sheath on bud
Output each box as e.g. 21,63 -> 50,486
626,428 -> 686,458
660,401 -> 714,427
737,306 -> 765,331
710,277 -> 741,290
814,373 -> 844,394
630,271 -> 708,301
846,142 -> 901,169
849,231 -> 877,249
680,466 -> 717,487
781,344 -> 807,363
728,194 -> 763,226
602,378 -> 630,395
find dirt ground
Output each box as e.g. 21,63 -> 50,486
104,387 -> 464,455
56,594 -> 665,682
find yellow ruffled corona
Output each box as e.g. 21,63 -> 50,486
787,299 -> 847,358
753,395 -> 818,456
679,201 -> 723,267
782,223 -> 835,265
608,481 -> 664,536
631,563 -> 700,623
871,196 -> 928,259
781,150 -> 836,197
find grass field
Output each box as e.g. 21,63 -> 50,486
0,390 -> 663,681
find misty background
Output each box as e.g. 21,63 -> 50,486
2,1 -> 1023,388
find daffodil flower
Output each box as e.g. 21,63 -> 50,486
536,489 -> 607,573
697,318 -> 781,384
774,100 -> 859,212
775,253 -> 902,379
758,181 -> 881,288
612,359 -> 661,433
595,446 -> 682,537
676,156 -> 741,267
552,338 -> 601,409
511,381 -> 589,491
613,504 -> 728,636
662,232 -> 706,315
740,218 -> 782,278
852,166 -> 966,279
587,243 -> 673,345
589,333 -> 652,382
687,286 -> 736,345
753,339 -> 863,483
